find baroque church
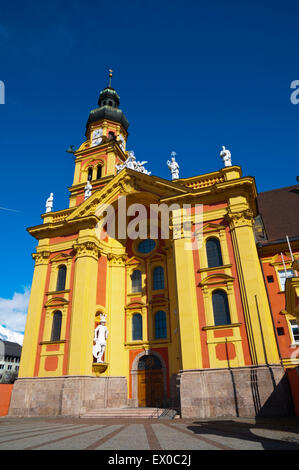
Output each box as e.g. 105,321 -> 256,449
8,75 -> 295,418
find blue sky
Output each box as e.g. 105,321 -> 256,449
0,0 -> 298,335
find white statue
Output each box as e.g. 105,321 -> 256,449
167,152 -> 179,180
220,146 -> 232,167
93,315 -> 109,363
84,180 -> 92,200
115,150 -> 151,175
45,193 -> 54,213
126,152 -> 137,170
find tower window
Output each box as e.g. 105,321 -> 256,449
212,290 -> 231,326
155,311 -> 167,339
108,100 -> 113,106
87,167 -> 93,181
132,314 -> 143,341
56,265 -> 67,291
108,131 -> 115,140
51,311 -> 62,341
206,237 -> 223,268
97,165 -> 102,179
153,266 -> 164,290
131,269 -> 142,293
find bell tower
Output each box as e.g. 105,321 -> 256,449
69,70 -> 130,208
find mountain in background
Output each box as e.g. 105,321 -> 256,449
0,324 -> 24,345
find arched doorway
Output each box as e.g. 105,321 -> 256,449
137,354 -> 164,407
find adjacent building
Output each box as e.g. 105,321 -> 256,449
0,340 -> 22,383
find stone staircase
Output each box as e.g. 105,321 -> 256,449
80,407 -> 179,419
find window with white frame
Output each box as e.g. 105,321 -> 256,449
278,269 -> 294,291
289,320 -> 299,344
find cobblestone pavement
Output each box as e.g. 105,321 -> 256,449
0,416 -> 299,451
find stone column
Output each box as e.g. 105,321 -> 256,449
18,250 -> 50,378
226,207 -> 280,365
173,238 -> 202,370
106,253 -> 127,377
68,241 -> 100,375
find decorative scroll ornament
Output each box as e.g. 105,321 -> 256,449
93,314 -> 109,363
116,151 -> 151,175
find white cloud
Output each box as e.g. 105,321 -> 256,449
0,287 -> 30,334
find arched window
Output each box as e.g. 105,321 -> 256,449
153,266 -> 164,290
97,165 -> 102,179
51,311 -> 62,341
87,167 -> 93,181
212,290 -> 231,326
56,265 -> 67,291
132,314 -> 142,340
108,131 -> 115,140
155,311 -> 167,339
131,269 -> 142,293
206,237 -> 223,268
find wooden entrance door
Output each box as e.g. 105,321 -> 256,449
137,355 -> 164,407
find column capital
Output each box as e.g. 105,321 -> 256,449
73,241 -> 101,260
225,208 -> 254,229
107,253 -> 127,266
32,250 -> 51,266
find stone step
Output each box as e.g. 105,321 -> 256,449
80,407 -> 178,419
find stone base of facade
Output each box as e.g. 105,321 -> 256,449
179,364 -> 294,419
8,375 -> 128,417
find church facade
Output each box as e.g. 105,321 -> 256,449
8,79 -> 293,418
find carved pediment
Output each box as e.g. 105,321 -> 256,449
66,168 -> 189,222
45,297 -> 69,308
198,273 -> 235,287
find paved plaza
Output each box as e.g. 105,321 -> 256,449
1,416 -> 299,451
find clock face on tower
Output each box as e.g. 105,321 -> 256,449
91,128 -> 103,147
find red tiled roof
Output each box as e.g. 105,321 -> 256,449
257,185 -> 299,242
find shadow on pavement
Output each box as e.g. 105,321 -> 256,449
187,419 -> 299,450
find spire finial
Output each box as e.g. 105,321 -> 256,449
108,69 -> 113,88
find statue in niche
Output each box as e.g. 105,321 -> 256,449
93,314 -> 109,363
